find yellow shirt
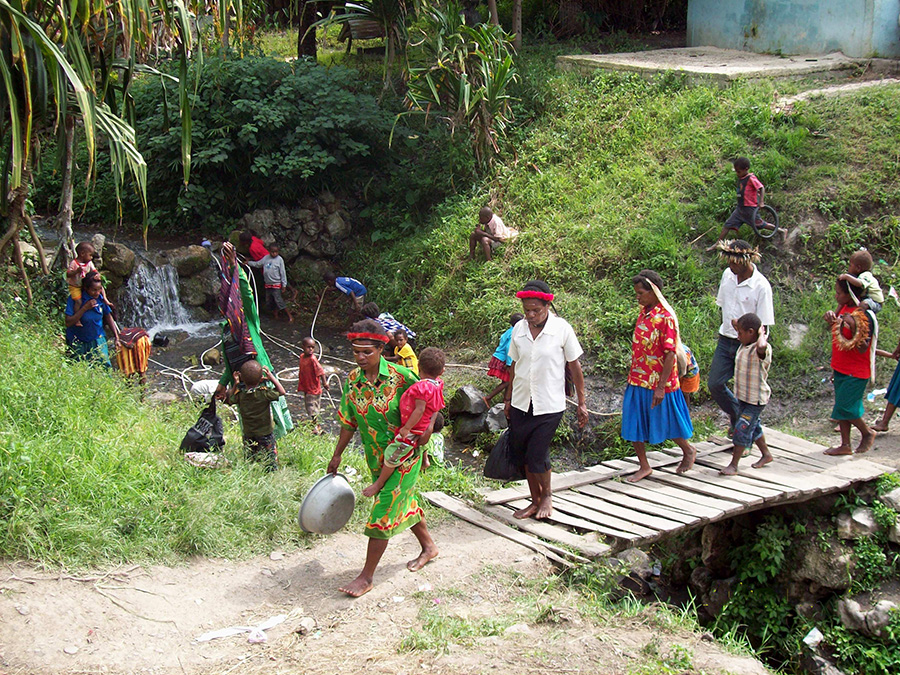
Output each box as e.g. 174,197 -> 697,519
395,344 -> 418,375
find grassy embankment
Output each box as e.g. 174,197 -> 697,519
358,53 -> 900,407
0,298 -> 484,568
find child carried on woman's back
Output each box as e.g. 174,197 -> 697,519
362,348 -> 445,497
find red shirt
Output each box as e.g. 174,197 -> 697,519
399,379 -> 445,435
248,236 -> 270,262
297,354 -> 325,395
628,303 -> 681,393
739,173 -> 764,207
831,304 -> 873,379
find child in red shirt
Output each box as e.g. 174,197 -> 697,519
362,347 -> 445,496
297,337 -> 329,434
707,157 -> 767,250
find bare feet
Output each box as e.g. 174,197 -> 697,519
627,467 -> 653,483
676,446 -> 696,474
535,497 -> 553,520
751,455 -> 774,469
824,444 -> 853,456
719,464 -> 738,476
422,454 -> 431,470
339,574 -> 374,598
871,421 -> 890,432
856,431 -> 876,454
407,545 -> 439,571
481,397 -> 492,410
513,503 -> 538,519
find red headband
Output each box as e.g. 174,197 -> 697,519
516,290 -> 554,302
347,332 -> 390,344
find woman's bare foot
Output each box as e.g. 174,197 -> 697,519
719,464 -> 739,476
339,574 -> 374,598
856,431 -> 876,454
513,503 -> 538,519
535,497 -> 553,520
407,545 -> 439,571
627,467 -> 653,483
751,455 -> 774,469
871,421 -> 889,432
676,447 -> 696,474
824,444 -> 853,456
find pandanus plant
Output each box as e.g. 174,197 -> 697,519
401,1 -> 517,167
0,0 -> 233,302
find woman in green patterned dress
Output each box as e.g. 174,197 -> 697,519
327,319 -> 439,597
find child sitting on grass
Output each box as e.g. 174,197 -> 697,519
839,249 -> 884,314
720,313 -> 773,475
388,328 -> 418,375
824,279 -> 877,456
362,348 -> 445,497
297,336 -> 329,434
484,312 -> 524,408
226,359 -> 287,472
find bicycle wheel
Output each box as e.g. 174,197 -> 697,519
754,205 -> 779,239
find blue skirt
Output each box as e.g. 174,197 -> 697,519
621,384 -> 694,444
887,361 -> 900,407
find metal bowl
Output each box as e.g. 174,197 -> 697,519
298,473 -> 356,534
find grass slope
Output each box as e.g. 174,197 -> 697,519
358,57 -> 900,399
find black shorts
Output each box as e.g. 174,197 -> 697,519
244,433 -> 279,472
724,206 -> 758,230
508,405 -> 564,474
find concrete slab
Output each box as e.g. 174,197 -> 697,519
556,47 -> 899,85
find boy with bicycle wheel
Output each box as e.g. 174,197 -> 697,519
707,157 -> 768,251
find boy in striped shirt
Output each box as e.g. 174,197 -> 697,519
720,313 -> 774,475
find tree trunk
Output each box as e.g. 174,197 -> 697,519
221,10 -> 230,51
487,0 -> 499,25
53,113 -> 77,269
512,0 -> 522,51
5,181 -> 35,304
298,1 -> 318,59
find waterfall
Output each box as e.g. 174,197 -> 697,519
121,263 -> 216,338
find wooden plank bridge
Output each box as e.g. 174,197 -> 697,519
425,427 -> 893,564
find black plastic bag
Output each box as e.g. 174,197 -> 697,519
483,430 -> 524,481
181,398 -> 225,452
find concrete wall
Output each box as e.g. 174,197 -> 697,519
687,0 -> 900,58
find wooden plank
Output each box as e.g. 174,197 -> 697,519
484,504 -> 616,556
758,453 -> 852,481
689,457 -> 817,495
761,448 -> 836,471
554,491 -> 690,533
650,470 -> 765,506
591,480 -> 737,518
722,459 -> 849,493
567,484 -> 703,525
762,427 -> 828,453
515,495 -> 660,540
482,465 -> 618,505
823,459 -> 894,482
664,462 -> 786,499
507,498 -> 619,536
422,492 -> 589,567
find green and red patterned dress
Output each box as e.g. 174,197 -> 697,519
338,358 -> 427,539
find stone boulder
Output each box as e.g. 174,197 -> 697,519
689,566 -> 714,597
241,209 -> 276,238
879,487 -> 900,511
484,403 -> 508,432
453,414 -> 486,443
160,245 -> 211,277
837,507 -> 880,539
180,267 -> 219,307
701,522 -> 736,577
789,538 -> 854,591
325,212 -> 351,240
838,598 -> 897,638
704,577 -> 737,618
102,242 -> 136,278
889,520 -> 900,544
202,348 -> 223,366
449,385 -> 488,415
614,548 -> 652,581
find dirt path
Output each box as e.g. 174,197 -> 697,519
1,520 -> 769,675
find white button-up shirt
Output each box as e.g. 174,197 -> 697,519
508,313 -> 583,415
716,265 -> 775,338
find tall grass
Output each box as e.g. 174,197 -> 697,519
354,63 -> 900,399
0,300 -> 483,568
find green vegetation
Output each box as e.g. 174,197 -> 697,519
0,294 -> 486,568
